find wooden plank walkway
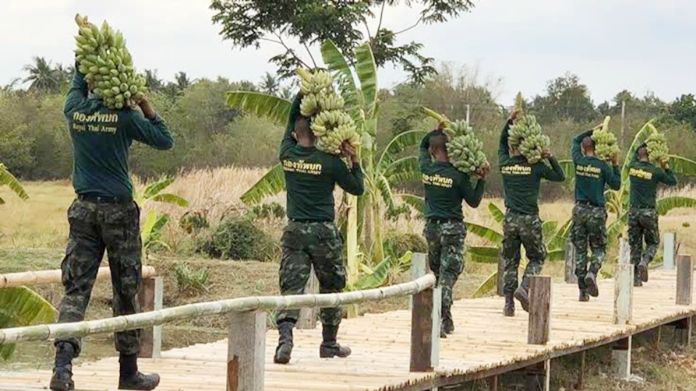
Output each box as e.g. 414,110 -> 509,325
2,270 -> 694,390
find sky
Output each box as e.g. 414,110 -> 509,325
2,0 -> 695,104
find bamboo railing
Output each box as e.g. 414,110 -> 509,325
0,266 -> 157,288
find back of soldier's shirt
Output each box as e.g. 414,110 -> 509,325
628,154 -> 677,209
571,130 -> 621,206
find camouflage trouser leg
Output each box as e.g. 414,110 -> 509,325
276,221 -> 346,327
502,213 -> 546,295
56,199 -> 142,357
628,208 -> 660,271
424,220 -> 466,319
571,204 -> 608,290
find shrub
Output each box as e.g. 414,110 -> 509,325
179,210 -> 210,234
174,263 -> 210,296
198,217 -> 278,261
250,202 -> 285,220
383,230 -> 427,259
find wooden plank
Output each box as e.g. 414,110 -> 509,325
138,276 -> 163,358
565,240 -> 577,284
663,232 -> 676,270
528,276 -> 551,345
676,255 -> 693,306
613,240 -> 633,325
297,266 -> 319,329
410,287 -> 434,372
227,311 -> 266,391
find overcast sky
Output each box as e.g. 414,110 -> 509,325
2,0 -> 694,104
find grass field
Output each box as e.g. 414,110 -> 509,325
0,168 -> 695,389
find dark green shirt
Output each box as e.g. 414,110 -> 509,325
628,149 -> 677,209
498,120 -> 565,215
572,130 -> 621,206
419,131 -> 485,220
280,95 -> 364,221
64,70 -> 173,199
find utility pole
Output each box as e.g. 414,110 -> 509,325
621,100 -> 626,150
466,104 -> 471,124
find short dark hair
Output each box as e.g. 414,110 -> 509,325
429,132 -> 448,154
294,116 -> 313,139
638,145 -> 649,159
582,136 -> 595,151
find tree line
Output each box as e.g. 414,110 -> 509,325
2,58 -> 695,195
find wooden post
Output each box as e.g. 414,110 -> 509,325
565,240 -> 577,284
527,276 -> 551,345
410,286 -> 435,372
576,350 -> 586,389
525,360 -> 550,391
663,232 -> 677,270
431,287 -> 441,368
612,336 -> 632,380
227,311 -> 266,391
674,317 -> 692,347
410,253 -> 428,311
613,239 -> 633,325
296,266 -> 319,329
676,255 -> 693,306
486,376 -> 499,391
138,276 -> 163,358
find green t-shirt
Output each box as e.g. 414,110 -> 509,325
419,131 -> 485,220
572,130 -> 621,206
64,70 -> 174,199
280,95 -> 364,221
498,120 -> 566,215
628,150 -> 677,209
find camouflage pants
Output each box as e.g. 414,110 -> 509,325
423,220 -> 466,320
502,212 -> 546,295
628,208 -> 660,269
276,221 -> 346,327
56,199 -> 142,357
571,203 -> 608,290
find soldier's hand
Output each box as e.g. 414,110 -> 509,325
138,96 -> 157,119
476,162 -> 491,179
541,148 -> 553,159
509,109 -> 522,122
660,159 -> 670,170
341,141 -> 359,164
610,152 -> 620,166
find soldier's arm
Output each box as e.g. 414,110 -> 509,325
418,130 -> 437,171
334,159 -> 365,196
540,157 -> 566,182
572,130 -> 592,163
498,119 -> 513,165
605,163 -> 622,190
64,64 -> 88,117
124,110 -> 174,150
279,94 -> 302,159
658,167 -> 678,187
460,176 -> 486,208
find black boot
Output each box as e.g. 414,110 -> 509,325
319,324 -> 351,358
274,321 -> 294,364
442,308 -> 454,335
514,286 -> 530,313
579,289 -> 590,302
50,342 -> 75,391
118,353 -> 160,390
503,294 -> 515,317
638,260 -> 649,282
584,272 -> 599,297
634,272 -> 643,287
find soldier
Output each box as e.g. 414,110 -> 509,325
570,129 -> 621,301
628,144 -> 677,286
273,94 -> 365,364
419,127 -> 488,337
499,111 -> 565,316
51,66 -> 173,391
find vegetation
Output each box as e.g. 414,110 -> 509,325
197,216 -> 279,262
135,177 -> 189,254
174,263 -> 210,296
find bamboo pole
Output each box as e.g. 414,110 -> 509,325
0,274 -> 435,344
0,266 -> 157,289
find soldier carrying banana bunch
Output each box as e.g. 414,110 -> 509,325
419,124 -> 489,338
499,110 -> 566,317
273,93 -> 365,364
570,127 -> 621,301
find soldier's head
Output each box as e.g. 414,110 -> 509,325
428,131 -> 449,162
582,136 -> 596,156
638,144 -> 649,161
293,116 -> 316,146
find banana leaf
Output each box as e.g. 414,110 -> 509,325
0,163 -> 28,204
558,159 -> 576,189
141,176 -> 175,200
226,92 -> 291,126
468,246 -> 500,263
354,43 -> 378,115
141,211 -> 170,246
657,196 -> 696,215
375,175 -> 396,212
400,194 -> 425,215
669,155 -> 696,176
547,218 -> 572,250
0,287 -> 57,359
547,248 -> 566,262
320,40 -> 362,122
349,256 -> 394,290
378,129 -> 427,168
542,221 -> 559,240
487,202 -> 505,224
149,193 -> 189,207
240,164 -> 285,205
472,271 -> 498,298
466,222 -> 504,244
384,156 -> 421,185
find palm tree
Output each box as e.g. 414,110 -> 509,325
144,69 -> 164,91
259,72 -> 280,96
23,57 -> 63,93
174,71 -> 192,91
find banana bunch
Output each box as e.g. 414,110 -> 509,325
509,115 -> 550,164
646,131 -> 670,165
74,14 -> 146,110
296,68 -> 360,155
443,120 -> 472,139
591,116 -> 620,160
447,133 -> 488,175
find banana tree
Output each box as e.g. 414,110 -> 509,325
226,40 -> 424,289
560,120 -> 696,245
0,163 -> 57,360
135,176 -> 189,252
